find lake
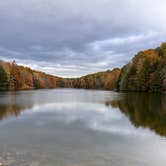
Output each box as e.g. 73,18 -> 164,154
0,89 -> 166,166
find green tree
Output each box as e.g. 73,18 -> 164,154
0,66 -> 9,91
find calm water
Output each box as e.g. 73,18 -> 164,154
0,89 -> 166,166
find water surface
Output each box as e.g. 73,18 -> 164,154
0,89 -> 166,166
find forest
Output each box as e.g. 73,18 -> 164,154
0,61 -> 120,91
0,42 -> 166,92
117,42 -> 166,92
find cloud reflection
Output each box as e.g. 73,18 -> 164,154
22,102 -> 153,137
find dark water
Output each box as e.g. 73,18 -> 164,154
0,89 -> 166,166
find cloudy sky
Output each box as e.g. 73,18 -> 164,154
0,0 -> 166,77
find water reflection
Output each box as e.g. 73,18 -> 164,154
0,104 -> 28,120
0,90 -> 166,137
107,93 -> 166,137
0,91 -> 34,121
0,89 -> 166,165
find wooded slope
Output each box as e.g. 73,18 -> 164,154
0,61 -> 120,91
1,42 -> 166,92
117,43 -> 166,92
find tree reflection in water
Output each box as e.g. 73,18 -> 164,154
106,93 -> 166,137
0,91 -> 166,137
0,104 -> 33,121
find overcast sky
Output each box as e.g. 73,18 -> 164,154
0,0 -> 166,77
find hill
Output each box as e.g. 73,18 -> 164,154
1,42 -> 166,92
71,68 -> 120,90
117,43 -> 166,92
0,61 -> 60,91
0,61 -> 120,91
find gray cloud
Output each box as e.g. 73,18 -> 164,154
0,0 -> 166,77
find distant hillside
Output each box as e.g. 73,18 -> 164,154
0,61 -> 60,91
71,68 -> 121,90
0,61 -> 120,91
1,42 -> 166,92
117,43 -> 166,93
